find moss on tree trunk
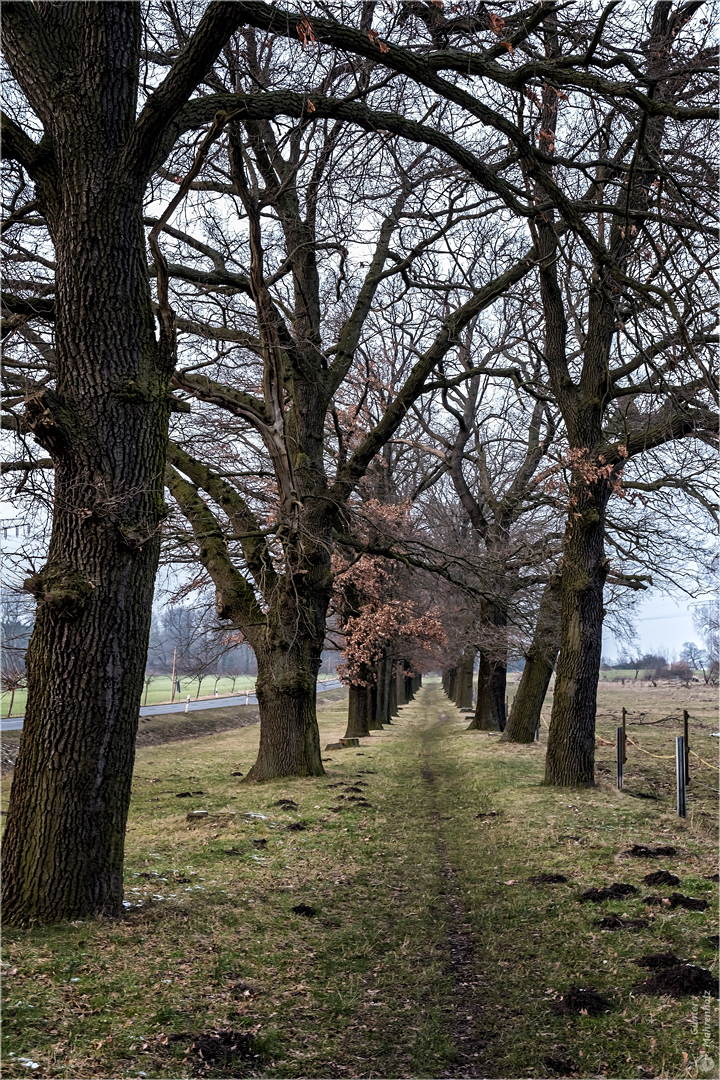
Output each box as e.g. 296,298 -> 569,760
244,643 -> 324,781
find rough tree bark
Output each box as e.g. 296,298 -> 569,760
544,477 -> 611,784
247,639 -> 325,780
345,682 -> 371,739
454,647 -> 476,709
1,1 -> 243,923
503,575 -> 561,743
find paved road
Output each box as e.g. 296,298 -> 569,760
1,679 -> 344,732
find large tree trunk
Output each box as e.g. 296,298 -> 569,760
455,647 -> 476,709
389,670 -> 398,717
1,4 -> 171,925
344,682 -> 370,739
544,480 -> 611,786
375,652 -> 388,724
503,576 -> 561,743
379,646 -> 393,723
367,670 -> 383,730
467,604 -> 507,731
245,641 -> 324,781
396,664 -> 407,707
404,664 -> 413,703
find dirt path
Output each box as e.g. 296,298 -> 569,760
415,682 -> 496,1078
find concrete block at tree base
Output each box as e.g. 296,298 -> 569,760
324,738 -> 360,750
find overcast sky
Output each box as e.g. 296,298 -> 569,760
603,592 -> 702,662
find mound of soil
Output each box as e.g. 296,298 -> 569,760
643,870 -> 680,887
643,895 -> 670,906
273,799 -> 298,810
285,822 -> 307,831
704,872 -> 719,882
291,903 -> 317,918
171,1029 -> 254,1077
551,986 -> 611,1015
252,838 -> 267,848
227,981 -> 259,999
669,893 -> 708,911
544,1055 -> 576,1074
422,767 -> 435,782
633,952 -> 683,969
230,771 -> 244,776
343,785 -> 365,793
476,811 -> 501,819
223,848 -> 243,857
529,873 -> 568,884
637,964 -> 718,997
597,915 -> 648,931
580,883 -> 636,902
625,844 -> 677,858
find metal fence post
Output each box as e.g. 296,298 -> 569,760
683,709 -> 690,783
616,727 -> 624,790
676,736 -> 687,817
622,706 -> 627,763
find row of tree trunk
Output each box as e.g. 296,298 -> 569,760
442,574 -> 562,741
344,657 -> 420,738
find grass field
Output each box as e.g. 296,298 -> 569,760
2,678 -> 717,1079
1,673 -> 342,719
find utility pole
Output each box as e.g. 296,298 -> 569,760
170,646 -> 177,703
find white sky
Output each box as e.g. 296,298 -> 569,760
602,593 -> 702,662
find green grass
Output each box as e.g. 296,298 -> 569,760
2,680 -> 717,1078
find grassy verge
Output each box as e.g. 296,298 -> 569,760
1,689 -> 347,775
1,706 -> 260,776
2,681 -> 717,1079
